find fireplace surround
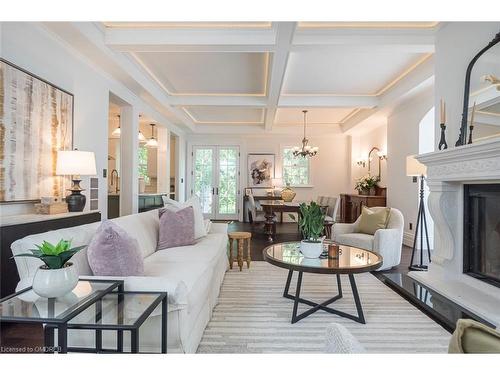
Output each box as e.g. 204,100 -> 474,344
409,137 -> 500,327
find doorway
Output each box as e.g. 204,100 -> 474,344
191,146 -> 240,220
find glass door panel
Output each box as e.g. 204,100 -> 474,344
217,147 -> 239,219
193,147 -> 214,216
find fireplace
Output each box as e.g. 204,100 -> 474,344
464,184 -> 500,287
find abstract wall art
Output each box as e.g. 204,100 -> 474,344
0,59 -> 73,202
247,153 -> 275,188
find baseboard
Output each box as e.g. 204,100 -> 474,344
403,231 -> 433,249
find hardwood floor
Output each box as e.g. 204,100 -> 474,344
228,220 -> 416,273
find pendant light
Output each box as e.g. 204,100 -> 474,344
146,123 -> 158,148
292,110 -> 318,158
111,115 -> 121,137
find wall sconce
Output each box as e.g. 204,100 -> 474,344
356,158 -> 367,167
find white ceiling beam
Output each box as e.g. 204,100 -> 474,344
293,29 -> 435,53
264,22 -> 297,131
67,22 -> 197,132
168,95 -> 267,107
105,28 -> 276,52
279,95 -> 378,108
341,55 -> 435,133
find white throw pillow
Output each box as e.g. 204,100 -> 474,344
162,196 -> 207,239
204,219 -> 212,234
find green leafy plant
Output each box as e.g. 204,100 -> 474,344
13,239 -> 86,269
354,174 -> 380,192
298,201 -> 325,243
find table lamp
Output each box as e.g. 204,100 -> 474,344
56,150 -> 97,212
271,178 -> 283,197
406,155 -> 431,271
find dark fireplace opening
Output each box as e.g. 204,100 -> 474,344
464,184 -> 500,287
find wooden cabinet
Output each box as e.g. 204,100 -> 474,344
339,193 -> 387,223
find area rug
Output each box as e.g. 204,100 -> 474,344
198,262 -> 451,353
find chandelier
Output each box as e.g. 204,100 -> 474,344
292,110 -> 318,158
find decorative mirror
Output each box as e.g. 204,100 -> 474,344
456,30 -> 500,146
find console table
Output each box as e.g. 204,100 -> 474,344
0,211 -> 101,298
339,193 -> 387,223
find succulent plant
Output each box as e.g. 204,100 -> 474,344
13,239 -> 86,269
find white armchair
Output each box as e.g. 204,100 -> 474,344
332,207 -> 404,271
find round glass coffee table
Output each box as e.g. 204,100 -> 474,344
264,241 -> 382,324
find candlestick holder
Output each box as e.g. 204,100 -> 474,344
438,123 -> 448,150
468,125 -> 474,144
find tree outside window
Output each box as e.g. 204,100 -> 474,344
282,148 -> 310,186
138,145 -> 150,184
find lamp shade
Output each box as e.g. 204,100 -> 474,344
56,150 -> 97,176
406,155 -> 427,176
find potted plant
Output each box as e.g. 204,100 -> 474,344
354,175 -> 380,195
297,201 -> 325,258
13,239 -> 86,298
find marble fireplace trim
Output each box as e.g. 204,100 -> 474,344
409,137 -> 500,327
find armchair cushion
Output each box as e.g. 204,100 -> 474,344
449,319 -> 500,353
335,233 -> 374,250
358,206 -> 391,235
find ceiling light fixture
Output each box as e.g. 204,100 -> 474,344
146,123 -> 158,148
292,110 -> 318,158
111,115 -> 121,137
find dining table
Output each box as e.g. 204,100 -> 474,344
259,200 -> 329,242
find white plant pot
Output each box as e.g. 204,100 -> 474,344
300,240 -> 324,258
32,262 -> 78,298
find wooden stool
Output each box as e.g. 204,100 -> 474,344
228,232 -> 252,271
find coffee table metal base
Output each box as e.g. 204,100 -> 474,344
283,270 -> 366,324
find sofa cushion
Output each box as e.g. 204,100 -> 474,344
11,222 -> 99,281
163,196 -> 207,240
158,207 -> 196,249
358,207 -> 391,235
335,233 -> 374,251
449,319 -> 500,353
154,233 -> 227,265
87,221 -> 144,277
112,209 -> 159,259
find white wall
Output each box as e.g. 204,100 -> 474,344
187,133 -> 351,221
387,87 -> 434,246
434,22 -> 500,146
0,22 -> 182,218
350,124 -> 388,190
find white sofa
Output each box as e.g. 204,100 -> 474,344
332,207 -> 404,271
10,209 -> 229,353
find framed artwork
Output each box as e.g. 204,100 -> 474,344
247,153 -> 275,188
0,59 -> 74,203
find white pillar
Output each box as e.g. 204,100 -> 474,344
157,126 -> 170,195
119,106 -> 139,215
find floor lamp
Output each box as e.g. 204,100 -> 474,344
406,155 -> 431,271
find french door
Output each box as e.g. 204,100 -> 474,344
192,146 -> 240,220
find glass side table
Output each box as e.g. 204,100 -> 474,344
0,279 -> 123,353
67,291 -> 168,353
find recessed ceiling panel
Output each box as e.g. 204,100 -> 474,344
183,106 -> 264,124
275,108 -> 356,125
298,22 -> 439,29
133,52 -> 268,95
103,22 -> 272,29
283,49 -> 427,95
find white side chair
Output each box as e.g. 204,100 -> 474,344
332,207 -> 404,271
317,196 -> 340,237
247,194 -> 265,223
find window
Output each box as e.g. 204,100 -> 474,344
138,145 -> 150,184
282,148 -> 311,186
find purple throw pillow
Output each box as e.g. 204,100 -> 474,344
87,220 -> 144,276
158,206 -> 196,250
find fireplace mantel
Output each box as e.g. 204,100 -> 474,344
409,137 -> 500,328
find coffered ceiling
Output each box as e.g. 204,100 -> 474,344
44,21 -> 439,134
